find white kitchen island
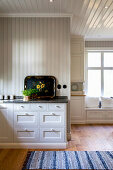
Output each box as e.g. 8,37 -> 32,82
0,97 -> 68,149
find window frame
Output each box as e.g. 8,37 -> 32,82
85,50 -> 113,97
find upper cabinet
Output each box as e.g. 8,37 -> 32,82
71,36 -> 85,82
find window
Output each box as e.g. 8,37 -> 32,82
86,51 -> 113,97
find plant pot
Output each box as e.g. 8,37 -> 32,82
23,96 -> 30,101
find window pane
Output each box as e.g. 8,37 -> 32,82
104,53 -> 113,67
104,70 -> 113,97
88,52 -> 101,67
88,70 -> 101,97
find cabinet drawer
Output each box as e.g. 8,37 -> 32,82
48,103 -> 65,111
40,112 -> 65,127
31,104 -> 47,111
14,104 -> 30,111
14,127 -> 39,143
40,128 -> 65,142
14,112 -> 39,127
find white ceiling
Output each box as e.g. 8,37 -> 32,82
0,0 -> 113,39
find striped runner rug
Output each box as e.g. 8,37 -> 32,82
22,151 -> 113,169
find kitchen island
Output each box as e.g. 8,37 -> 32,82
0,96 -> 68,149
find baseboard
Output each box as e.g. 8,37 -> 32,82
71,121 -> 86,124
0,143 -> 67,149
86,120 -> 113,124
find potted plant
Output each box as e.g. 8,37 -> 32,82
22,89 -> 32,101
22,89 -> 38,101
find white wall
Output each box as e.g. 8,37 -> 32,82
0,17 -> 70,97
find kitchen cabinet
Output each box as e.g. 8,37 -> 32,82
70,96 -> 85,124
71,36 -> 84,82
0,101 -> 67,148
14,103 -> 66,143
0,104 -> 13,142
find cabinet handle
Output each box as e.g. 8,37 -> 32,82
56,106 -> 60,108
25,113 -> 29,116
52,113 -> 56,116
50,129 -> 57,132
38,106 -> 42,108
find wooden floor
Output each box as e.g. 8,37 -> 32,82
0,124 -> 113,170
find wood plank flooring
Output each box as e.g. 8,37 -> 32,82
0,124 -> 113,170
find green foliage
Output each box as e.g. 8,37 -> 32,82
30,89 -> 38,94
22,89 -> 38,96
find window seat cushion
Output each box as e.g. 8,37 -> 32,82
101,97 -> 113,108
85,107 -> 113,111
85,97 -> 99,108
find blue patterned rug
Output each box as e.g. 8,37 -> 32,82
22,151 -> 113,169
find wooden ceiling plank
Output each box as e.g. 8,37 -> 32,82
76,0 -> 97,35
90,2 -> 113,37
105,16 -> 113,27
81,0 -> 102,35
51,0 -> 60,14
23,0 -> 32,13
11,0 -> 22,13
61,0 -> 74,13
87,0 -> 113,36
0,0 -> 11,13
84,0 -> 110,36
8,0 -> 21,13
29,0 -> 39,13
71,15 -> 82,35
72,0 -> 90,33
73,0 -> 91,34
7,0 -> 19,13
17,0 -> 26,13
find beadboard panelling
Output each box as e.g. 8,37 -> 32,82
85,41 -> 113,48
1,0 -> 113,39
0,17 -> 70,97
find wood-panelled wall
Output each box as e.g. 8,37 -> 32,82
85,41 -> 113,48
0,17 -> 70,97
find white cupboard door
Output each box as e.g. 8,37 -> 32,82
70,97 -> 85,124
14,127 -> 39,143
40,112 -> 65,127
0,105 -> 13,142
71,40 -> 84,56
40,128 -> 65,143
71,37 -> 84,82
14,112 -> 39,128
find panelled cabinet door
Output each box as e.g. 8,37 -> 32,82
70,96 -> 85,124
71,37 -> 84,82
0,104 -> 13,143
